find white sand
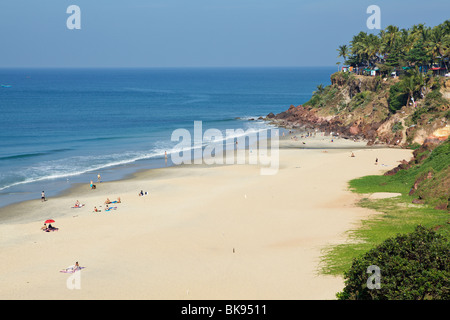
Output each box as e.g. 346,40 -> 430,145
0,135 -> 413,299
367,193 -> 402,199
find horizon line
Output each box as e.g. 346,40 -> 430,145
0,65 -> 337,70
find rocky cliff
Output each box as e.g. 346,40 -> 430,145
267,72 -> 450,147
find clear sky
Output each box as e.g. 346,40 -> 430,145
0,0 -> 448,68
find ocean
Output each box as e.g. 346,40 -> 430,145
0,67 -> 334,208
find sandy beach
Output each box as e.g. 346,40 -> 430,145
0,135 -> 413,300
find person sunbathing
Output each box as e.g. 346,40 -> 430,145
62,262 -> 82,273
105,205 -> 117,211
105,198 -> 111,204
45,224 -> 59,232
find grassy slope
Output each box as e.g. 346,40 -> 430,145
321,138 -> 450,276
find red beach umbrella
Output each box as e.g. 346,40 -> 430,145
45,219 -> 55,224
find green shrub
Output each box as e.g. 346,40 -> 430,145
337,225 -> 450,300
411,107 -> 428,124
391,121 -> 404,133
348,91 -> 372,111
388,82 -> 408,113
407,142 -> 422,150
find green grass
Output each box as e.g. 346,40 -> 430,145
320,196 -> 450,276
320,138 -> 450,276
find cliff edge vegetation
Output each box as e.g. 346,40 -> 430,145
268,20 -> 450,147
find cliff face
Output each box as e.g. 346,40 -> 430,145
268,72 -> 450,147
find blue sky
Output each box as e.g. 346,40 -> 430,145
0,0 -> 448,68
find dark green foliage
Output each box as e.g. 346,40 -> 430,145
388,81 -> 408,112
406,39 -> 431,65
304,84 -> 340,108
424,87 -> 449,112
337,225 -> 450,300
340,20 -> 450,71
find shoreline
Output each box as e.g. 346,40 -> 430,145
0,120 -> 274,211
0,131 -> 414,299
0,129 -> 382,225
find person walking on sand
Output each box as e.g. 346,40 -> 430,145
41,191 -> 46,202
375,158 -> 378,165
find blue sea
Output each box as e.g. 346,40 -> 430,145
0,67 -> 334,208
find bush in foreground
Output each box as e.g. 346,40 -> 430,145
337,225 -> 450,300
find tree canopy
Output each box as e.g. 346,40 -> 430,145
338,20 -> 450,72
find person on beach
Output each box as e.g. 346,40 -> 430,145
105,198 -> 111,204
97,174 -> 101,182
41,191 -> 46,202
63,262 -> 81,273
74,200 -> 80,207
351,152 -> 355,157
375,158 -> 378,165
41,223 -> 47,231
47,224 -> 58,231
90,181 -> 96,189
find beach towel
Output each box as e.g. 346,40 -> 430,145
105,207 -> 117,211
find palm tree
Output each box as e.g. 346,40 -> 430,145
341,21 -> 449,75
404,67 -> 425,106
350,32 -> 370,67
441,20 -> 450,34
365,33 -> 381,66
337,45 -> 349,64
443,34 -> 450,70
315,84 -> 325,95
383,25 -> 400,53
426,27 -> 445,66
